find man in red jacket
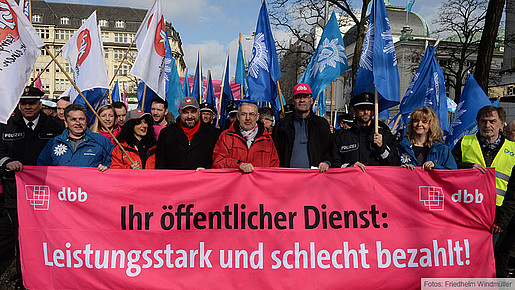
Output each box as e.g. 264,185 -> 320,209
212,101 -> 279,173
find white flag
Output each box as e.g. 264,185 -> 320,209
130,0 -> 167,99
135,0 -> 158,51
18,0 -> 29,19
0,0 -> 45,123
62,11 -> 108,103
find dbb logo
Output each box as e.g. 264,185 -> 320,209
58,187 -> 87,202
451,189 -> 483,204
504,148 -> 515,157
76,29 -> 91,66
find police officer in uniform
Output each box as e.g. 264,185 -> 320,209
199,102 -> 217,126
330,92 -> 399,170
0,86 -> 64,287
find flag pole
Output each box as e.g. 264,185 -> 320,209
276,81 -> 285,118
45,46 -> 135,164
216,52 -> 229,127
390,114 -> 402,134
30,48 -> 63,87
330,81 -> 334,125
239,33 -> 244,99
374,88 -> 379,133
141,85 -> 147,111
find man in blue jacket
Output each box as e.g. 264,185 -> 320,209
38,104 -> 114,170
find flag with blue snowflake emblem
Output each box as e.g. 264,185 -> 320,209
399,44 -> 449,133
446,73 -> 493,150
247,1 -> 281,103
354,0 -> 400,111
300,11 -> 348,103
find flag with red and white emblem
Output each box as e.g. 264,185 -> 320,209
61,11 -> 109,103
0,0 -> 44,123
130,0 -> 168,99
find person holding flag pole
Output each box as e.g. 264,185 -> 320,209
0,0 -> 65,287
354,0 -> 400,134
58,11 -> 135,165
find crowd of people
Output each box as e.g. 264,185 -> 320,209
0,83 -> 514,288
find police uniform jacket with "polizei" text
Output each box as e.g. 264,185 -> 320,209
0,111 -> 64,209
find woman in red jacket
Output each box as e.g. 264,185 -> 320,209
111,109 -> 156,169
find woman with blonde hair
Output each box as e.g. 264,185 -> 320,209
398,106 -> 456,170
90,104 -> 120,145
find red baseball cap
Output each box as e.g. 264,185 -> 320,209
293,83 -> 312,97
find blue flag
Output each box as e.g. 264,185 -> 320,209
316,92 -> 327,116
183,69 -> 191,97
219,54 -> 234,130
300,11 -> 348,100
74,88 -> 108,123
166,58 -> 183,117
399,44 -> 449,133
247,1 -> 281,103
407,0 -> 415,13
136,81 -> 158,113
446,73 -> 493,150
205,71 -> 215,106
235,39 -> 248,99
192,52 -> 203,103
354,0 -> 400,111
164,26 -> 183,117
273,89 -> 286,116
111,80 -> 121,103
379,108 -> 389,119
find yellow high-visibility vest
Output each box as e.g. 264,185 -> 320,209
461,134 -> 515,206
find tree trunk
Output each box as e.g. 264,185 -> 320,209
474,0 -> 506,92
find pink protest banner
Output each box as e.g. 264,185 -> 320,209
17,166 -> 496,289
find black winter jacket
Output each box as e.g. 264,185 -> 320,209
155,121 -> 220,170
272,111 -> 331,168
330,121 -> 399,167
0,111 -> 64,208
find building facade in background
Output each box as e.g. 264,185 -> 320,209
30,0 -> 186,99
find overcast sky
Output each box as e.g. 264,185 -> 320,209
47,0 -> 445,79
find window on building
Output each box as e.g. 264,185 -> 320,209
43,79 -> 50,90
32,15 -> 41,23
55,30 -> 72,40
115,21 -> 125,28
99,20 -> 108,27
114,49 -> 124,60
114,33 -> 128,43
60,17 -> 70,25
101,32 -> 109,43
104,48 -> 109,59
36,29 -> 50,39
